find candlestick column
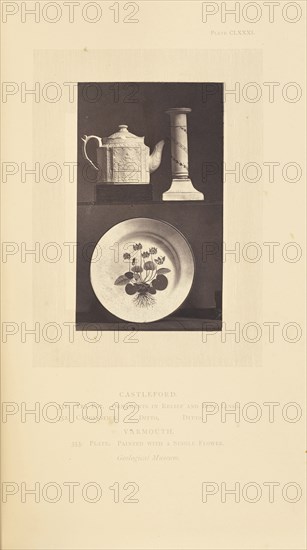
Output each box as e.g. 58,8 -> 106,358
163,108 -> 204,201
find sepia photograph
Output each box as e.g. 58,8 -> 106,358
76,82 -> 223,330
1,2 -> 305,549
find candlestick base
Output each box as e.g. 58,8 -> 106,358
162,179 -> 204,201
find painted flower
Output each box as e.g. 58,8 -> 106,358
114,243 -> 171,309
154,256 -> 165,265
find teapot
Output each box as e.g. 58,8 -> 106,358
82,125 -> 165,185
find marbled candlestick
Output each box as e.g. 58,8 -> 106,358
163,108 -> 204,201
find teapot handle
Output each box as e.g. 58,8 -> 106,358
81,135 -> 102,171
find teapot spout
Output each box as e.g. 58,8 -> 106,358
149,140 -> 165,174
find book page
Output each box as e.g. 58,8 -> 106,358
1,2 -> 306,549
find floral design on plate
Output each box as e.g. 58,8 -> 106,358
114,243 -> 171,308
90,217 -> 195,323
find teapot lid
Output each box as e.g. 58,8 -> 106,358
103,125 -> 144,144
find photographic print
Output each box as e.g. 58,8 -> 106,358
2,3 -> 306,549
76,82 -> 224,330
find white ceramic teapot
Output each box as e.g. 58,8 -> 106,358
82,125 -> 164,184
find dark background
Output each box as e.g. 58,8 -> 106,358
76,83 -> 223,331
77,82 -> 223,203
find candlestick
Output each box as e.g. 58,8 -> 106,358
163,108 -> 204,201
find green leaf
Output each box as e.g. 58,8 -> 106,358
114,275 -> 129,285
157,268 -> 171,274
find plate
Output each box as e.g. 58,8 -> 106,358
90,217 -> 195,323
